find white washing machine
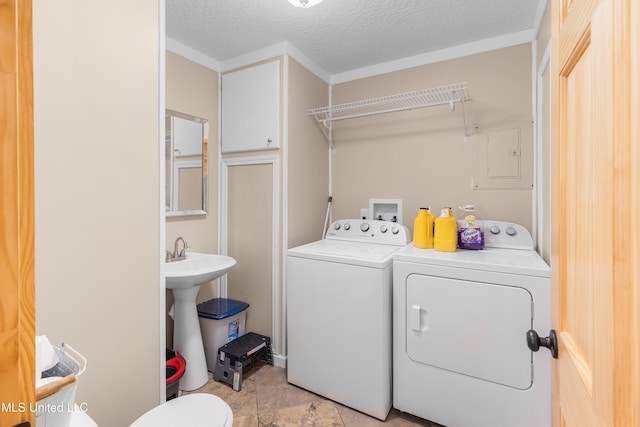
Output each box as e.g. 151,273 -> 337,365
287,219 -> 409,420
393,220 -> 552,427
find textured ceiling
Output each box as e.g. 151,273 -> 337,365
166,0 -> 544,75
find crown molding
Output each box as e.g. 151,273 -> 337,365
166,36 -> 220,71
330,30 -> 535,84
166,29 -> 535,85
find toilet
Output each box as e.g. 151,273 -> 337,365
130,393 -> 233,427
69,404 -> 99,426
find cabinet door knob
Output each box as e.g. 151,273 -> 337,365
267,138 -> 272,145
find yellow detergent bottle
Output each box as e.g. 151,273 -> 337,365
434,208 -> 457,252
425,207 -> 435,248
413,208 -> 429,248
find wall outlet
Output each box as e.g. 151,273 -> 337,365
360,208 -> 368,220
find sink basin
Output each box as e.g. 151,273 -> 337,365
164,251 -> 236,390
166,252 -> 237,289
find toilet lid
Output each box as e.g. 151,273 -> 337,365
69,404 -> 99,427
130,394 -> 232,427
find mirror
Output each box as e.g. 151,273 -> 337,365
165,109 -> 208,216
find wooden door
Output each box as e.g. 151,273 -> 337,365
551,0 -> 639,425
0,0 -> 35,426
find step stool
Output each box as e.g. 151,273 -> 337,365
213,332 -> 273,391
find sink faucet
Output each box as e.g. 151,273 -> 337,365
166,237 -> 189,262
174,237 -> 188,258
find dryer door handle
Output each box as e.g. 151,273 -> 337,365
410,305 -> 422,331
526,329 -> 558,359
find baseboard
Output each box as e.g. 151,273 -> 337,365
272,353 -> 286,369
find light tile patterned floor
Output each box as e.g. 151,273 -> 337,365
183,363 -> 444,427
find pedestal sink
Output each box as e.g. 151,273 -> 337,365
166,252 -> 236,391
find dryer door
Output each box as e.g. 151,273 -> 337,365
406,274 -> 533,389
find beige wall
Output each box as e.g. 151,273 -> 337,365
33,1 -> 161,426
331,44 -> 534,232
165,52 -> 219,264
287,58 -> 330,247
165,52 -> 220,346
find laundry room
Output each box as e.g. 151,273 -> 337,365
164,2 -> 550,363
24,0 -> 566,426
161,1 -> 552,424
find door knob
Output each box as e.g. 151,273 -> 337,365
526,329 -> 558,359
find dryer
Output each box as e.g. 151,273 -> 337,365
393,220 -> 551,427
287,219 -> 409,420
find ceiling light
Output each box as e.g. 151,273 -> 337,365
288,0 -> 323,7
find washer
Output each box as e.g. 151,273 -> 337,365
287,219 -> 409,420
393,220 -> 551,427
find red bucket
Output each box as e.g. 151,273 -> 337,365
166,350 -> 186,400
166,351 -> 186,385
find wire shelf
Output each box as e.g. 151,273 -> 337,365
308,82 -> 470,145
309,82 -> 469,123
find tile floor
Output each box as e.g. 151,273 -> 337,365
183,363 -> 444,427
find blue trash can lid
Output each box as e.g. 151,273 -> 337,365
197,298 -> 249,320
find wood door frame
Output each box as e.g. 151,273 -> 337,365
612,0 -> 640,423
0,0 -> 36,425
631,0 -> 640,418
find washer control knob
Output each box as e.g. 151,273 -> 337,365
380,225 -> 388,233
343,223 -> 351,231
360,222 -> 370,232
489,225 -> 501,235
334,223 -> 341,230
391,226 -> 399,234
506,226 -> 517,236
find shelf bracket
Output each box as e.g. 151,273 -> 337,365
310,110 -> 334,151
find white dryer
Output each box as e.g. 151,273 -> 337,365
287,219 -> 409,420
393,220 -> 552,427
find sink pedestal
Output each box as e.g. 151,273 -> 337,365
172,286 -> 208,391
165,252 -> 237,392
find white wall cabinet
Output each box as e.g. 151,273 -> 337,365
221,60 -> 280,153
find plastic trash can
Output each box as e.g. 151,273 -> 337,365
197,298 -> 249,372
